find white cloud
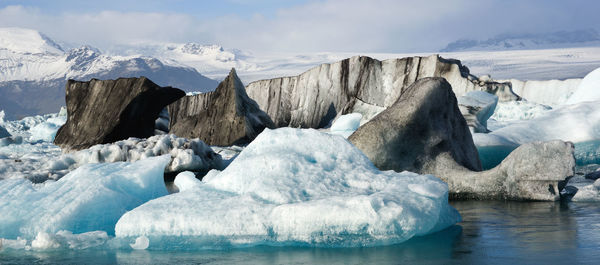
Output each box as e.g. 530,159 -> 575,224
0,0 -> 598,53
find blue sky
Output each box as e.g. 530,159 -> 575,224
0,0 -> 307,19
0,0 -> 598,53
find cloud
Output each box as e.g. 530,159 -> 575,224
0,0 -> 598,53
0,5 -> 205,48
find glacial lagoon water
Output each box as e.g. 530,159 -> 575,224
1,201 -> 599,265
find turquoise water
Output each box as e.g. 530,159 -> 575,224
476,145 -> 516,170
478,140 -> 600,169
2,201 -> 599,265
574,139 -> 600,165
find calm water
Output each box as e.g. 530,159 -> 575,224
1,201 -> 599,265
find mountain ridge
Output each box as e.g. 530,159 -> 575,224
441,29 -> 600,52
0,27 -> 219,119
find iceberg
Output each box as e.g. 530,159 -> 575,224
0,155 -> 170,240
564,176 -> 600,202
506,78 -> 581,106
457,91 -> 498,133
490,100 -> 552,124
51,134 -> 223,175
1,133 -> 222,182
28,114 -> 66,142
475,100 -> 600,167
1,107 -> 66,139
329,113 -> 362,138
0,111 -> 10,138
566,67 -> 600,105
115,128 -> 460,248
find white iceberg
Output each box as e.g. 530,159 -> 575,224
506,78 -> 581,107
115,128 -> 460,248
458,91 -> 498,133
490,100 -> 552,124
130,236 -> 150,250
329,113 -> 363,138
0,155 -> 170,239
566,67 -> 600,105
475,100 -> 600,166
28,115 -> 67,142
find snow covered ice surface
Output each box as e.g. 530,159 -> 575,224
115,128 -> 460,249
0,155 -> 170,249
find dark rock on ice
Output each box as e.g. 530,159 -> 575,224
54,77 -> 185,150
168,69 -> 274,146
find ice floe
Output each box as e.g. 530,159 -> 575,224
115,128 -> 460,248
0,155 -> 170,240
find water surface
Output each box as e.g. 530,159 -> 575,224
2,201 -> 599,265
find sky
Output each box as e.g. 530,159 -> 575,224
0,0 -> 599,53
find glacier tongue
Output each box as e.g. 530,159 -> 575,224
115,128 -> 460,248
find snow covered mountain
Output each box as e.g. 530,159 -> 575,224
0,28 -> 219,119
441,29 -> 600,52
114,43 -> 259,79
111,42 -> 352,83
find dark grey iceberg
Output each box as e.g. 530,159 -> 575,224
54,77 -> 185,150
348,78 -> 482,173
168,69 -> 274,146
349,77 -> 574,200
246,55 -> 518,129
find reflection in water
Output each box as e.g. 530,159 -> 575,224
1,201 -> 599,265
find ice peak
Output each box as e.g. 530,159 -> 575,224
180,43 -> 225,55
66,45 -> 101,61
0,27 -> 64,55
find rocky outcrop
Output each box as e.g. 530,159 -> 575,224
54,77 -> 185,150
458,91 -> 498,133
168,69 -> 274,146
349,78 -> 574,200
246,54 -> 517,128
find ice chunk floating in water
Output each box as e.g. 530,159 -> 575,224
115,128 -> 460,248
28,115 -> 66,142
0,155 -> 170,239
